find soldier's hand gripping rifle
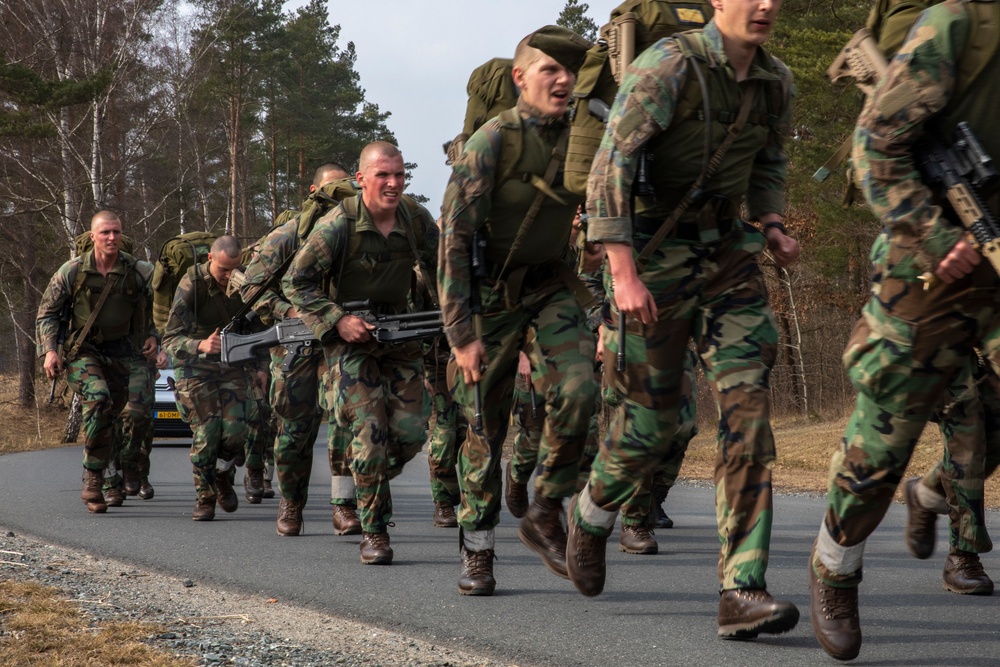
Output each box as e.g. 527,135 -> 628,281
917,121 -> 1000,287
221,300 -> 443,371
47,298 -> 73,404
469,229 -> 488,435
588,98 -> 644,373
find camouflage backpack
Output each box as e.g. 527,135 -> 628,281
445,58 -> 518,165
74,230 -> 135,256
564,0 -> 714,196
151,231 -> 216,335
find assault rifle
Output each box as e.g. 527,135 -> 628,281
220,300 -> 443,371
917,122 -> 1000,285
814,28 -> 886,183
821,28 -> 1000,281
469,229 -> 488,434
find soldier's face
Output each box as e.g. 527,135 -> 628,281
713,0 -> 781,48
208,252 -> 242,289
90,218 -> 122,256
357,153 -> 405,216
514,53 -> 575,118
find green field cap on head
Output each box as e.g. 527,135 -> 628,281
527,25 -> 590,74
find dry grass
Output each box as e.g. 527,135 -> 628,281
0,375 -> 76,455
679,413 -> 1000,509
0,580 -> 195,667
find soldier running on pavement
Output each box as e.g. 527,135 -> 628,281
37,210 -> 158,514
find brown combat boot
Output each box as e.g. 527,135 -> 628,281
718,588 -> 800,639
192,497 -> 216,521
943,549 -> 994,595
459,546 -> 496,596
276,498 -> 304,536
903,477 -> 937,560
360,532 -> 393,565
244,468 -> 264,504
138,477 -> 154,500
518,495 -> 568,579
81,468 -> 107,514
619,523 -> 658,555
433,502 -> 458,528
809,549 -> 862,661
565,494 -> 607,597
332,504 -> 362,535
103,486 -> 125,508
505,462 -> 528,519
123,469 -> 141,496
214,473 -> 238,513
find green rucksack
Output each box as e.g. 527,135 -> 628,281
151,231 -> 216,335
73,230 -> 135,256
445,58 -> 518,165
564,0 -> 714,196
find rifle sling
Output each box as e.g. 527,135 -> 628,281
635,78 -> 759,272
64,272 -> 120,363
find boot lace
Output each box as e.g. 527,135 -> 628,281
465,549 -> 496,577
818,580 -> 858,620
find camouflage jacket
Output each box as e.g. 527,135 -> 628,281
281,197 -> 439,343
438,97 -> 580,349
239,219 -> 301,325
585,20 -> 793,245
162,262 -> 242,372
36,250 -> 156,359
853,0 -> 1000,275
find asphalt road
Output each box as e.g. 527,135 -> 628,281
2,439 -> 999,666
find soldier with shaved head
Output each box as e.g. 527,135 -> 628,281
283,141 -> 438,565
37,210 -> 158,514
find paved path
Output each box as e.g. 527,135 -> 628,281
2,441 -> 999,666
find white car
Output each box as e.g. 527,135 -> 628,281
152,367 -> 192,438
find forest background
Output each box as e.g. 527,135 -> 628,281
0,0 -> 878,430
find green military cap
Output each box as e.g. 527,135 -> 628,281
527,25 -> 591,74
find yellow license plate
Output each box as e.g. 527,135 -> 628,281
156,410 -> 181,420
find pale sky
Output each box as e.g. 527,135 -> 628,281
322,0 -> 622,213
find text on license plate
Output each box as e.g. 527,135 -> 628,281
156,410 -> 181,420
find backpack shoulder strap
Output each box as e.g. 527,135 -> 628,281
494,108 -> 525,191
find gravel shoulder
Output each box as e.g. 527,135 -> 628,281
0,528 -> 519,667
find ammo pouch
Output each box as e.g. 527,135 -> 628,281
634,194 -> 740,247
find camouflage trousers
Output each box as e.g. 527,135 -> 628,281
509,364 -> 600,496
427,373 -> 466,506
67,350 -> 130,471
816,256 -> 1000,585
325,339 -> 429,533
270,346 -> 324,503
580,225 -> 777,591
617,348 -> 698,527
448,283 -> 599,533
917,361 -> 1000,554
106,356 -> 157,490
174,365 -> 251,501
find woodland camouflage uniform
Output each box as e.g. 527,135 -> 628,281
240,218 -> 326,506
36,250 -> 156,478
438,95 -> 600,548
815,0 -> 1000,586
162,262 -> 251,506
282,193 -> 438,535
580,19 -> 794,593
